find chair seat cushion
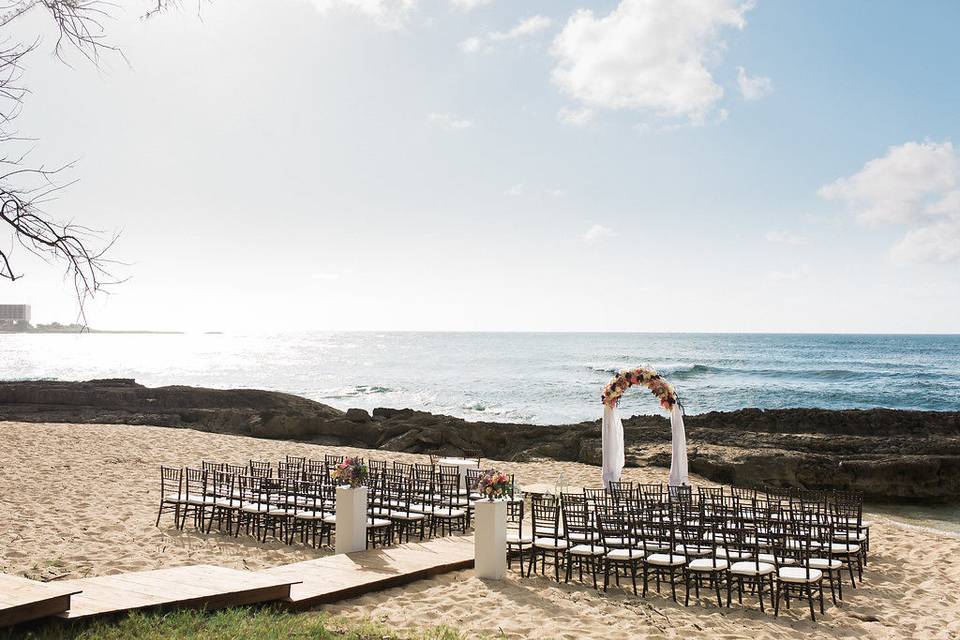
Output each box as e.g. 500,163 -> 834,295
638,540 -> 672,553
675,544 -> 713,556
534,537 -> 568,550
779,567 -> 823,583
433,509 -> 466,519
688,558 -> 728,571
568,531 -> 597,542
830,543 -> 861,554
716,548 -> 753,560
807,558 -> 842,570
606,547 -> 643,560
507,533 -> 533,544
294,510 -> 325,520
730,561 -> 775,576
569,544 -> 605,556
645,553 -> 687,567
758,553 -> 796,566
390,512 -> 426,521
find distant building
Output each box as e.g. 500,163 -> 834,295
0,304 -> 31,328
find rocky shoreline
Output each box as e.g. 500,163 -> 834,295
1,379 -> 958,503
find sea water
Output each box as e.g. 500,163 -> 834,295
2,332 -> 958,425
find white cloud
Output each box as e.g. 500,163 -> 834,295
765,230 -> 807,246
766,264 -> 811,282
736,66 -> 773,100
582,224 -> 615,243
550,0 -> 753,123
312,272 -> 342,281
557,106 -> 594,126
459,36 -> 482,53
820,140 -> 960,264
461,15 -> 552,54
427,112 -> 473,130
505,183 -> 526,197
310,0 -> 417,30
890,215 -> 960,264
450,0 -> 492,10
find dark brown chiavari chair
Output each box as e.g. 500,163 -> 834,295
528,495 -> 567,582
683,518 -> 728,608
506,496 -> 532,575
774,521 -> 825,621
595,508 -> 644,595
248,460 -> 272,478
181,467 -> 212,530
430,475 -> 467,537
156,466 -> 185,527
640,503 -> 686,602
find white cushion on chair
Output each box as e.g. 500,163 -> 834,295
434,509 -> 466,519
645,553 -> 687,567
830,543 -> 861,554
569,544 -> 605,556
606,548 -> 643,560
688,558 -> 728,571
507,532 -> 533,545
568,531 -> 596,542
716,548 -> 753,560
778,567 -> 822,583
730,561 -> 775,576
638,540 -> 671,553
675,544 -> 712,556
807,557 -> 842,570
534,537 -> 568,550
758,553 -> 796,566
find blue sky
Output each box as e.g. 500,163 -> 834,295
5,0 -> 960,332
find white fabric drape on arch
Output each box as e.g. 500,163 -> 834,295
601,403 -> 689,487
668,404 -> 689,486
601,404 -> 624,488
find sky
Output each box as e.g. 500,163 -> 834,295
3,0 -> 960,333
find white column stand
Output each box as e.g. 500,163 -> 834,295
474,499 -> 507,580
335,485 -> 368,555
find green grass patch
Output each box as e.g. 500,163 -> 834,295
4,608 -> 467,640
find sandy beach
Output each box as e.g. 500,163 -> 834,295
1,420 -> 958,640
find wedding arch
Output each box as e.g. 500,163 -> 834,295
600,367 -> 689,488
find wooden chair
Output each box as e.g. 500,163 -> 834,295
528,495 -> 567,582
155,466 -> 185,527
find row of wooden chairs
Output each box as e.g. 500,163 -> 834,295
509,484 -> 869,621
156,457 -> 518,550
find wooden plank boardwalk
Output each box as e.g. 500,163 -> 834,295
2,536 -> 474,626
264,535 -> 475,609
57,565 -> 299,620
0,573 -> 80,628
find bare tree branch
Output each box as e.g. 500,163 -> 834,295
0,1 -> 188,323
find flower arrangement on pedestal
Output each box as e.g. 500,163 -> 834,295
331,457 -> 368,488
475,470 -> 511,501
601,366 -> 678,411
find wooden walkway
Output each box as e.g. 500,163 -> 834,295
1,536 -> 475,627
0,573 -> 80,628
265,535 -> 475,609
57,565 -> 299,620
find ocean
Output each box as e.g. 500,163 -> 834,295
2,332 -> 959,424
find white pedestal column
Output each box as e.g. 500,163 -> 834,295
474,499 -> 507,580
335,486 -> 368,555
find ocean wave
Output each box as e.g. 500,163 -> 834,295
320,384 -> 394,399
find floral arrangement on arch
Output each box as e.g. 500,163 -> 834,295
331,457 -> 369,488
601,366 -> 678,411
474,470 -> 511,501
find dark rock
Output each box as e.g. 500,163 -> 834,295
1,379 -> 958,503
345,408 -> 371,423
